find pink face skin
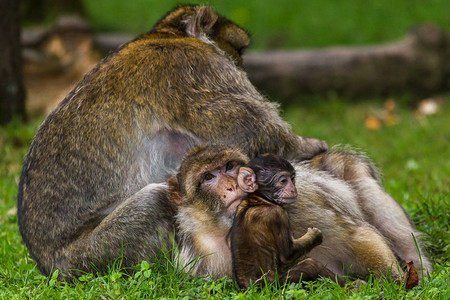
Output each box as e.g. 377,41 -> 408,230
237,166 -> 298,205
200,160 -> 248,215
275,171 -> 298,204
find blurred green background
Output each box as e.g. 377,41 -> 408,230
22,0 -> 450,49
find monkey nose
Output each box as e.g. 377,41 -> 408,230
227,184 -> 238,192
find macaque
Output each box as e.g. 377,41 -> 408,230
17,4 -> 431,283
230,154 -> 345,289
168,145 -> 249,278
17,5 -> 326,279
169,145 -> 431,284
294,151 -> 432,281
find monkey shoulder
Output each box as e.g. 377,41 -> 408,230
116,33 -> 222,67
238,196 -> 276,213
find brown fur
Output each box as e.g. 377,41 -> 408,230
172,146 -> 431,284
304,151 -> 431,280
230,195 -> 344,289
168,145 -> 249,278
18,5 -> 326,280
229,154 -> 344,289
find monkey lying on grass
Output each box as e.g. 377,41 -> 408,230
169,147 -> 343,287
229,154 -> 345,289
169,145 -> 431,285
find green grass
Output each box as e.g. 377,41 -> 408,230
1,97 -> 449,298
6,1 -> 450,297
81,0 -> 450,49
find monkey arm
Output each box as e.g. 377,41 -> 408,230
56,184 -> 175,280
278,226 -> 323,265
296,136 -> 328,159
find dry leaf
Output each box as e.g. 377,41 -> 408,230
365,117 -> 381,130
8,163 -> 20,173
365,99 -> 399,130
402,261 -> 419,290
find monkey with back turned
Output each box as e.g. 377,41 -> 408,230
230,153 -> 345,289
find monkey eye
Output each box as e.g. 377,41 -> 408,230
203,172 -> 215,181
225,161 -> 235,171
279,176 -> 288,184
291,175 -> 296,183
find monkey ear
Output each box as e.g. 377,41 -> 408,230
188,6 -> 218,38
168,176 -> 183,205
237,167 -> 257,193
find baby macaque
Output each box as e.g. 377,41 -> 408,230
229,153 -> 345,289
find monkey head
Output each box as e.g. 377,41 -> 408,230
169,145 -> 249,217
237,154 -> 298,205
151,5 -> 250,65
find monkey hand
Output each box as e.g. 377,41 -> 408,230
307,227 -> 323,247
297,136 -> 328,160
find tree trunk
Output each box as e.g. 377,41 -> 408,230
0,0 -> 26,125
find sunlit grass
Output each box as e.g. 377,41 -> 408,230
10,1 -> 450,297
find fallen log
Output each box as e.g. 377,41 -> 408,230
243,25 -> 450,100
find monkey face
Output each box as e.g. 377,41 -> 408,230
200,160 -> 247,215
169,145 -> 250,218
272,171 -> 297,204
238,153 -> 298,205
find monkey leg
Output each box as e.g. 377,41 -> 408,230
310,152 -> 432,277
279,258 -> 346,287
352,177 -> 432,277
54,183 -> 175,280
349,226 -> 403,282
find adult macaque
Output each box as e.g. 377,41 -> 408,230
230,154 -> 345,289
169,145 -> 431,283
17,5 -> 326,279
294,152 -> 432,281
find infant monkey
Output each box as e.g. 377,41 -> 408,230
229,154 -> 345,289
